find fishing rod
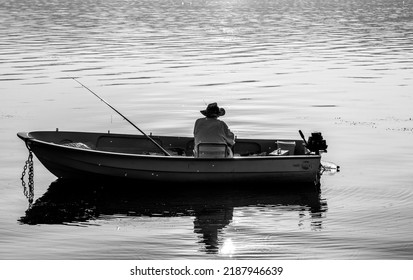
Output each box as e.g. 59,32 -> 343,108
72,78 -> 171,156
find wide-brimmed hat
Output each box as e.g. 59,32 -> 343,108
200,102 -> 226,117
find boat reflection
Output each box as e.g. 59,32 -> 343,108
20,179 -> 327,254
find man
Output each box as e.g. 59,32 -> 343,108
193,103 -> 235,157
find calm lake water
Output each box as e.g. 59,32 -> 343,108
1,0 -> 413,259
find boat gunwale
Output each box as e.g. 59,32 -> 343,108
18,131 -> 321,161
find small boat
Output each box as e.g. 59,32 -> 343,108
17,130 -> 327,185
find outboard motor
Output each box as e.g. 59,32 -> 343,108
306,132 -> 328,155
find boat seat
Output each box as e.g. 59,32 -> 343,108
96,136 -> 163,154
233,141 -> 261,156
276,141 -> 296,155
195,143 -> 230,158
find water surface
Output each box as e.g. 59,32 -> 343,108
1,0 -> 412,259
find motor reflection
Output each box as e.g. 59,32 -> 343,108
20,179 -> 327,254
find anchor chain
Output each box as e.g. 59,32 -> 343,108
21,148 -> 34,206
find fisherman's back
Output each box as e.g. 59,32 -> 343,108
194,117 -> 234,148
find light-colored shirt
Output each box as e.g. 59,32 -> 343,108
193,117 -> 235,148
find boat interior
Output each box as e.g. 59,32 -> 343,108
25,131 -> 308,157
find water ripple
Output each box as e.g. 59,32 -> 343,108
1,0 -> 413,260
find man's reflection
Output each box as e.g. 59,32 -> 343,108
194,207 -> 233,253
